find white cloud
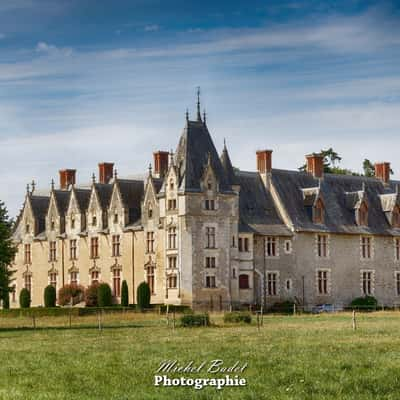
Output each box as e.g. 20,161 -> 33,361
35,41 -> 72,56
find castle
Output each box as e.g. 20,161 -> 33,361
10,95 -> 400,310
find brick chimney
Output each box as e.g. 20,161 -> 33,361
59,169 -> 76,189
306,153 -> 324,178
256,150 -> 273,174
153,151 -> 169,178
98,162 -> 114,184
375,162 -> 391,184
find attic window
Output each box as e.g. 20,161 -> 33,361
358,202 -> 368,226
92,215 -> 97,226
169,180 -> 174,190
114,213 -> 118,224
51,219 -> 55,230
207,180 -> 212,190
71,216 -> 75,229
313,199 -> 324,224
25,224 -> 30,234
148,207 -> 153,219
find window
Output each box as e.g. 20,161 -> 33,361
148,207 -> 153,219
232,268 -> 236,279
267,272 -> 278,296
147,266 -> 155,294
395,238 -> 400,261
71,216 -> 75,229
205,199 -> 215,210
362,271 -> 373,295
286,279 -> 291,291
169,180 -> 174,190
317,270 -> 329,295
232,236 -> 236,248
90,237 -> 99,259
317,235 -> 328,258
361,236 -> 372,259
70,271 -> 78,285
396,272 -> 400,296
167,275 -> 177,289
146,232 -> 154,253
358,202 -> 368,226
206,227 -> 216,249
91,270 -> 99,285
239,274 -> 249,289
168,256 -> 177,269
112,235 -> 121,257
49,272 -> 57,289
51,219 -> 55,231
24,244 -> 31,264
70,239 -> 77,260
284,240 -> 292,254
24,274 -> 32,292
92,215 -> 97,226
207,181 -> 212,190
114,213 -> 118,224
168,199 -> 177,210
168,227 -> 177,249
238,237 -> 249,252
49,241 -> 57,262
205,257 -> 216,268
313,199 -> 324,224
25,224 -> 30,234
112,269 -> 121,297
205,275 -> 216,288
266,237 -> 277,257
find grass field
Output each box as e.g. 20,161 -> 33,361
1,312 -> 400,399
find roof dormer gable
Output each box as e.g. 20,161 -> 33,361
302,186 -> 325,224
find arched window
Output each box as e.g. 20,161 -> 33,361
239,274 -> 249,289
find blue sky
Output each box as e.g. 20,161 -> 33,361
1,0 -> 400,216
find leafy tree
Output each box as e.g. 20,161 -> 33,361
44,285 -> 57,308
136,281 -> 151,310
85,283 -> 99,307
97,283 -> 112,307
0,201 -> 16,309
363,159 -> 375,177
19,288 -> 31,308
299,148 -> 344,173
58,284 -> 84,306
121,280 -> 129,307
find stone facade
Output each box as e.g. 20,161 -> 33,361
9,99 -> 400,310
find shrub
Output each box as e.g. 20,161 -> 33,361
2,292 -> 9,309
136,281 -> 151,310
19,288 -> 31,308
160,304 -> 192,314
350,296 -> 378,311
269,300 -> 296,314
181,313 -> 210,327
121,280 -> 129,307
44,285 -> 56,308
85,283 -> 99,307
224,311 -> 252,324
58,284 -> 84,306
98,283 -> 112,307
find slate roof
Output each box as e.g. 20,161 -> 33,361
271,169 -> 400,235
237,171 -> 292,236
74,188 -> 91,213
30,195 -> 50,234
220,144 -> 239,185
153,177 -> 164,194
94,183 -> 113,210
53,190 -> 70,215
175,120 -> 232,193
117,179 -> 144,225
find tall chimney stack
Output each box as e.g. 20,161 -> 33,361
98,162 -> 114,184
375,162 -> 391,184
153,151 -> 169,178
306,153 -> 324,178
256,150 -> 273,174
59,169 -> 76,189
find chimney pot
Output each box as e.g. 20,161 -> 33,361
98,162 -> 114,184
256,150 -> 273,174
375,162 -> 391,184
306,153 -> 324,178
153,151 -> 169,178
59,169 -> 76,189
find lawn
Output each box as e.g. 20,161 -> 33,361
1,312 -> 400,399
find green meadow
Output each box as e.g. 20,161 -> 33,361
1,312 -> 400,400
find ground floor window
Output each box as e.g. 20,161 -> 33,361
361,270 -> 374,295
11,285 -> 16,303
112,269 -> 121,297
49,272 -> 57,290
70,271 -> 78,285
239,274 -> 249,289
91,270 -> 100,285
167,275 -> 177,289
205,275 -> 216,288
267,272 -> 278,296
317,269 -> 329,295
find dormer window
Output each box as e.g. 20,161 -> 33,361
168,199 -> 177,210
148,207 -> 153,219
313,199 -> 324,224
71,216 -> 75,229
114,213 -> 118,224
51,219 -> 55,230
169,180 -> 174,190
25,224 -> 30,234
207,180 -> 212,190
358,202 -> 368,226
92,215 -> 97,226
205,199 -> 215,210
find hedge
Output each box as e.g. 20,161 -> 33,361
350,296 -> 378,311
180,313 -> 210,327
19,288 -> 31,308
98,283 -> 112,307
58,284 -> 84,306
223,311 -> 252,324
159,304 -> 192,314
137,282 -> 151,310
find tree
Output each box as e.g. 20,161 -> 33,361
363,159 -> 375,177
58,284 -> 84,306
0,201 -> 17,309
136,282 -> 151,311
20,288 -> 31,308
44,285 -> 56,308
85,283 -> 99,307
121,280 -> 129,307
97,283 -> 112,307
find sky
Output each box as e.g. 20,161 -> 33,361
1,0 -> 400,217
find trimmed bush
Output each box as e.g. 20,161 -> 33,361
350,296 -> 378,311
19,288 -> 31,308
121,280 -> 129,307
58,284 -> 84,306
85,283 -> 99,307
270,300 -> 296,314
181,313 -> 210,327
224,311 -> 252,324
97,283 -> 112,307
136,281 -> 151,310
44,285 -> 56,308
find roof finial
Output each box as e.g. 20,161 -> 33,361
31,180 -> 36,194
26,183 -> 30,195
203,109 -> 207,124
148,163 -> 152,176
169,149 -> 174,165
196,86 -> 202,122
185,108 -> 189,122
114,168 -> 118,180
51,179 -> 55,191
92,173 -> 96,184
223,138 -> 227,150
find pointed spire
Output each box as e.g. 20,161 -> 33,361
169,149 -> 174,166
92,173 -> 96,184
51,179 -> 55,191
223,138 -> 227,151
114,168 -> 118,180
185,108 -> 189,122
26,183 -> 30,195
196,86 -> 202,122
203,109 -> 207,124
31,180 -> 36,194
148,163 -> 152,176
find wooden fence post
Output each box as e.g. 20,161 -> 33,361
352,310 -> 357,331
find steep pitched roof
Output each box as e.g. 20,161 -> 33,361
52,190 -> 70,216
30,195 -> 50,234
220,144 -> 238,185
271,169 -> 400,235
74,188 -> 91,213
174,120 -> 231,192
116,179 -> 144,225
237,171 -> 291,236
93,183 -> 113,210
